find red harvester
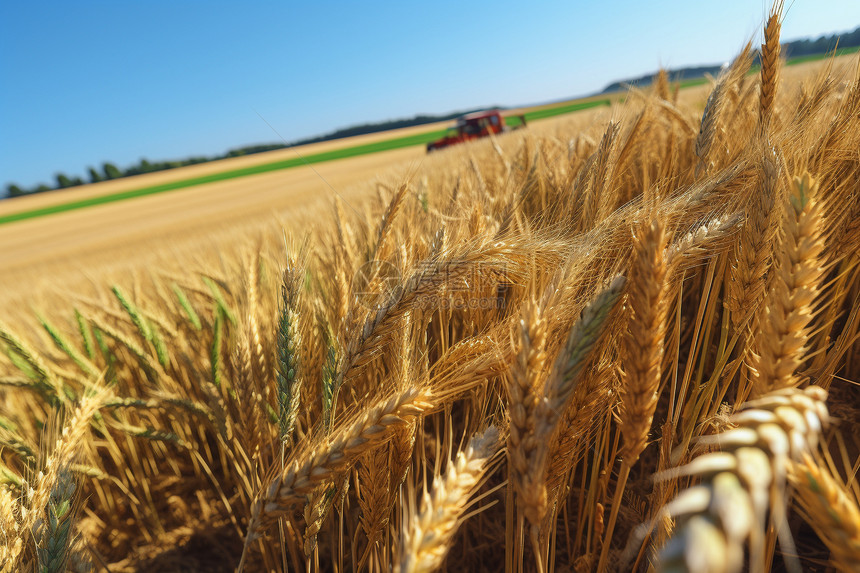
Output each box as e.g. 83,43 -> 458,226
426,109 -> 526,152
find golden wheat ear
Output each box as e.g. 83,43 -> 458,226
759,0 -> 784,130
749,172 -> 827,395
655,68 -> 671,101
789,454 -> 860,571
0,485 -> 24,571
655,386 -> 829,573
694,42 -> 753,178
397,426 -> 500,573
505,299 -> 547,528
620,217 -> 670,466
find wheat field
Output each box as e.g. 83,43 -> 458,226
2,6 -> 860,572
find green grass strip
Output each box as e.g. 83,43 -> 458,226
677,77 -> 710,89
523,98 -> 611,121
785,45 -> 860,66
0,129 -> 447,226
504,99 -> 611,127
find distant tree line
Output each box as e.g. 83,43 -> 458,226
601,65 -> 724,93
7,157 -> 216,198
782,26 -> 860,58
601,25 -> 860,93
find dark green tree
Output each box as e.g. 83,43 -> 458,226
88,167 -> 102,184
103,162 -> 122,180
7,183 -> 25,197
56,173 -> 74,188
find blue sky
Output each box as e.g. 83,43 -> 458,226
1,1 -> 859,190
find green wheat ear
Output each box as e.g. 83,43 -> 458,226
321,338 -> 339,431
5,348 -> 38,381
211,308 -> 224,388
0,320 -> 62,405
0,421 -> 36,462
275,302 -> 301,442
150,329 -> 169,368
0,461 -> 23,486
73,309 -> 95,359
111,285 -> 169,367
111,285 -> 152,339
34,468 -> 78,573
93,318 -> 159,383
276,263 -> 303,444
114,423 -> 184,446
202,276 -> 237,326
171,283 -> 202,330
37,314 -> 98,378
91,325 -> 116,373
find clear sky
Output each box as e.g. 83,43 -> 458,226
1,1 -> 859,189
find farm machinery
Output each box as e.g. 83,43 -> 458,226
426,109 -> 526,152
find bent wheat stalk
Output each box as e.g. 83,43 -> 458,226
238,388 -> 432,571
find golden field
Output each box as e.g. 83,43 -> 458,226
1,9 -> 860,572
